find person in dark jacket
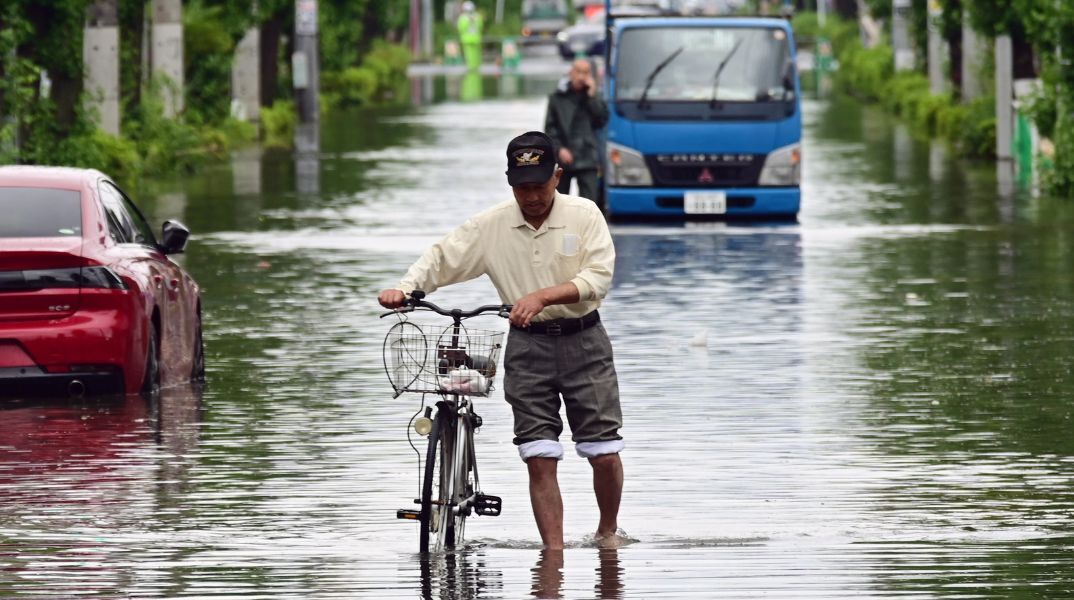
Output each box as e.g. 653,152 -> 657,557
544,59 -> 609,207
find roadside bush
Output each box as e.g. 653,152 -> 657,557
825,13 -> 996,159
322,41 -> 410,109
261,100 -> 296,148
323,67 -> 378,106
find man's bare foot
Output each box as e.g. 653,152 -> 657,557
593,529 -> 631,549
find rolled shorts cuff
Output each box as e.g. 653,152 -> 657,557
575,439 -> 625,458
518,440 -> 564,462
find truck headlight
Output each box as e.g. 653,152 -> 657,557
606,141 -> 652,186
758,143 -> 801,186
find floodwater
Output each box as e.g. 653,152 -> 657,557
3,68 -> 1074,598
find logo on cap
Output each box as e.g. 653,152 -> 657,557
515,149 -> 544,166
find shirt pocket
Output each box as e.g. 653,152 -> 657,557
553,249 -> 583,277
559,233 -> 581,257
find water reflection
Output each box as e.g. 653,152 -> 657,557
294,122 -> 320,195
0,387 -> 202,596
419,551 -> 504,600
530,549 -> 563,599
595,548 -> 624,599
527,549 -> 624,600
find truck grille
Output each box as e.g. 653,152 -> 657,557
647,153 -> 765,188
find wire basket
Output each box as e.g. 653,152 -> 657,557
383,321 -> 505,398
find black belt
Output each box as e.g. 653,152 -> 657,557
515,311 -> 600,336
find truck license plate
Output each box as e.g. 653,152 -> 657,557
684,192 -> 727,214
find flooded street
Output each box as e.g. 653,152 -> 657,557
2,68 -> 1074,597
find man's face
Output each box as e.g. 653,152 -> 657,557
569,60 -> 592,92
512,168 -> 562,220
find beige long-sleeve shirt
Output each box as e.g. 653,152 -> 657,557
395,193 -> 615,321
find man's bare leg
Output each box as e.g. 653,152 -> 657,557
589,453 -> 623,540
528,457 -> 564,549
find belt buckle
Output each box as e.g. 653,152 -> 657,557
546,322 -> 562,336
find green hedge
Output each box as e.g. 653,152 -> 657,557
322,41 -> 410,109
795,13 -> 996,159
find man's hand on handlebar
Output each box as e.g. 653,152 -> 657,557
378,289 -> 407,309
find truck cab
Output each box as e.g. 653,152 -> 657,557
604,16 -> 801,219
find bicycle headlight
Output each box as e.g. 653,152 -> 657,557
606,141 -> 652,186
413,416 -> 433,436
758,142 -> 801,186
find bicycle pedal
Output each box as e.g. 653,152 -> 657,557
473,494 -> 502,516
397,509 -> 421,520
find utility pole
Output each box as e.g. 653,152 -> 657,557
995,34 -> 1013,160
410,0 -> 420,58
926,0 -> 946,94
293,0 -> 320,193
293,0 -> 319,144
83,0 -> 120,135
422,0 -> 433,60
892,0 -> 914,71
231,2 -> 260,124
150,0 -> 184,117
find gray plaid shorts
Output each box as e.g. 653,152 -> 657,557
503,321 -> 623,445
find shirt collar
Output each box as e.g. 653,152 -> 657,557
511,192 -> 568,232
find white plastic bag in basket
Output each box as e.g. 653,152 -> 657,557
438,367 -> 488,394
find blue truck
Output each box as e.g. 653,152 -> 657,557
602,13 -> 802,219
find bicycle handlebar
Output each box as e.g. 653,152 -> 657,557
379,289 -> 512,320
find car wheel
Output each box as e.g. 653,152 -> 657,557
192,318 -> 205,383
141,325 -> 161,396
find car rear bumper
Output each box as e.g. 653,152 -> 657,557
0,306 -> 139,394
607,186 -> 800,219
0,366 -> 125,397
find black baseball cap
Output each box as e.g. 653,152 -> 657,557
505,131 -> 557,186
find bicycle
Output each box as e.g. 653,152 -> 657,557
381,290 -> 511,553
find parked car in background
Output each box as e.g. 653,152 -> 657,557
0,166 -> 203,398
557,6 -> 606,60
521,0 -> 570,44
558,3 -> 666,60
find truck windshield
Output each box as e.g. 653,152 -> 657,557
615,26 -> 794,120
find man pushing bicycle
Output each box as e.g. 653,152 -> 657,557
378,131 -> 625,550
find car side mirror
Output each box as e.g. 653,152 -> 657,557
160,219 -> 190,255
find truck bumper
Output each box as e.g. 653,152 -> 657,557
606,187 -> 800,219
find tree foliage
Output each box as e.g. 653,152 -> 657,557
852,0 -> 1074,196
0,0 -> 412,177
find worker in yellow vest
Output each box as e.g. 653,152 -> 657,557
457,1 -> 483,71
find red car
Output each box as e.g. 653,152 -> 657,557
0,166 -> 203,397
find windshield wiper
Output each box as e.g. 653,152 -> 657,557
709,39 -> 744,110
637,46 -> 684,109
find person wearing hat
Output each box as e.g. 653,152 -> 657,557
378,131 -> 625,550
457,1 -> 484,71
545,58 -> 608,208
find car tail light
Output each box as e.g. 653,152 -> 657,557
0,266 -> 127,291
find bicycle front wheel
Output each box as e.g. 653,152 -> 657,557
450,414 -> 476,548
420,404 -> 476,553
420,408 -> 450,553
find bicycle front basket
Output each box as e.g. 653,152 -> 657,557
383,322 -> 505,397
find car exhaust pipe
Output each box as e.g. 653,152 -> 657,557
67,379 -> 86,398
